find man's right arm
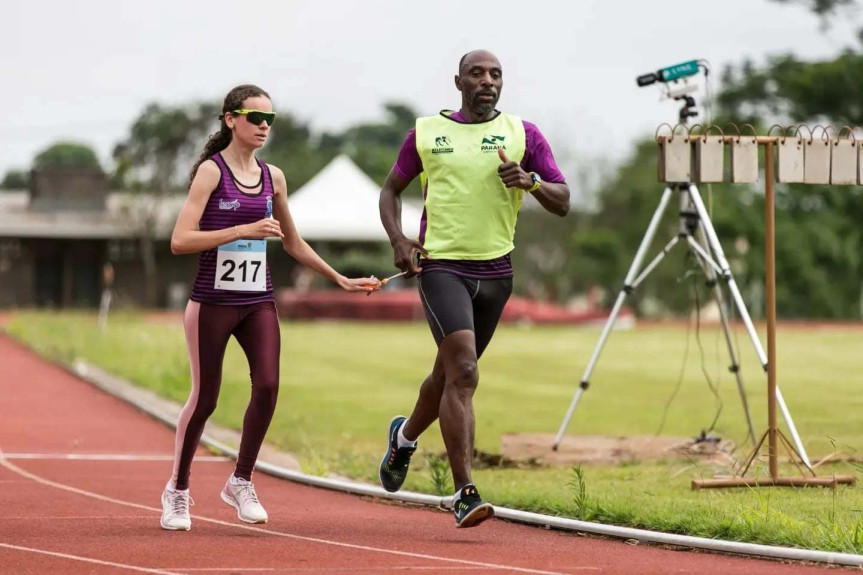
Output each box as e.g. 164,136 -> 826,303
380,129 -> 427,276
379,169 -> 410,245
380,169 -> 426,276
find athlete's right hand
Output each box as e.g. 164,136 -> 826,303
392,237 -> 427,277
238,218 -> 285,240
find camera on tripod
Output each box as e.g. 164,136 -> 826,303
636,59 -> 706,122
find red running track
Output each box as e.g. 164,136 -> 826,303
0,334 -> 841,574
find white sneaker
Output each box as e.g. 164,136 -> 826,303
160,483 -> 193,531
221,475 -> 268,524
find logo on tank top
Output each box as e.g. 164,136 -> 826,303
480,135 -> 506,153
219,199 -> 241,211
432,136 -> 454,155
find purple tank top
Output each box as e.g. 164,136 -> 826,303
189,153 -> 275,305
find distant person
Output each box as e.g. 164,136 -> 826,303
162,84 -> 379,531
377,51 -> 570,528
97,262 -> 114,331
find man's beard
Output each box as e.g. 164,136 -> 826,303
467,90 -> 498,116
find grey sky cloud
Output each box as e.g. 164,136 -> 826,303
3,0 -> 858,181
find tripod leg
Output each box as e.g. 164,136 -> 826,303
553,186 -> 675,450
776,388 -> 813,470
694,224 -> 757,446
686,186 -> 767,365
777,430 -> 816,476
686,184 -> 812,468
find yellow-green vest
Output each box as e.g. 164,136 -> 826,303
416,111 -> 526,260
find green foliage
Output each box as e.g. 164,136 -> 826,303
112,101 -> 218,193
719,51 -> 863,127
567,465 -> 592,520
33,141 -> 101,171
0,169 -> 29,190
426,454 -> 453,496
340,103 -> 418,185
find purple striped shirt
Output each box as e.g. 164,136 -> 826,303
189,153 -> 275,305
394,110 -> 566,279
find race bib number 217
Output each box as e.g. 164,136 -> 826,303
215,240 -> 266,291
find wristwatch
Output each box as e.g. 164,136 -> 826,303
527,172 -> 542,193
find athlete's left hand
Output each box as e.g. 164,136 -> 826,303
338,276 -> 381,293
497,148 -> 532,190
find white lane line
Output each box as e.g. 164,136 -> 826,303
0,453 -> 571,575
167,569 -> 599,573
168,568 -> 509,572
0,542 -> 183,575
3,454 -> 228,462
4,515 -> 155,520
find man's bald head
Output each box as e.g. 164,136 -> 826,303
458,50 -> 501,75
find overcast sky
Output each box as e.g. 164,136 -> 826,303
3,0 -> 859,183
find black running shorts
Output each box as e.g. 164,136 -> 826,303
417,270 -> 513,357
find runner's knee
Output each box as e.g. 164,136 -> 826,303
197,394 -> 219,418
251,375 -> 279,409
448,359 -> 478,392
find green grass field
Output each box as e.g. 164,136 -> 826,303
7,312 -> 863,552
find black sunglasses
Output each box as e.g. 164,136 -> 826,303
231,109 -> 277,126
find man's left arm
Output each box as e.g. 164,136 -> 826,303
525,175 -> 570,218
497,123 -> 570,217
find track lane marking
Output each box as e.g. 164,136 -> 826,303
0,453 -> 577,575
0,542 -> 183,575
3,454 -> 228,462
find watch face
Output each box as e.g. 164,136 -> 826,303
531,172 -> 541,184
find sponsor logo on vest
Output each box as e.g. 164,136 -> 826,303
219,199 -> 241,211
480,135 -> 506,152
432,135 -> 454,155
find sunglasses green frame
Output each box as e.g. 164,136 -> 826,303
231,109 -> 277,126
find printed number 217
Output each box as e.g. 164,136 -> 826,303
220,260 -> 261,283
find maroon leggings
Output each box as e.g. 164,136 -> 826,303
171,300 -> 280,490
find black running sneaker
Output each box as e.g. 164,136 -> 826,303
379,415 -> 416,492
453,484 -> 494,528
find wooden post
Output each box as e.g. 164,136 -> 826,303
764,141 -> 778,480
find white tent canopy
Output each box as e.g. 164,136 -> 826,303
287,155 -> 422,241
